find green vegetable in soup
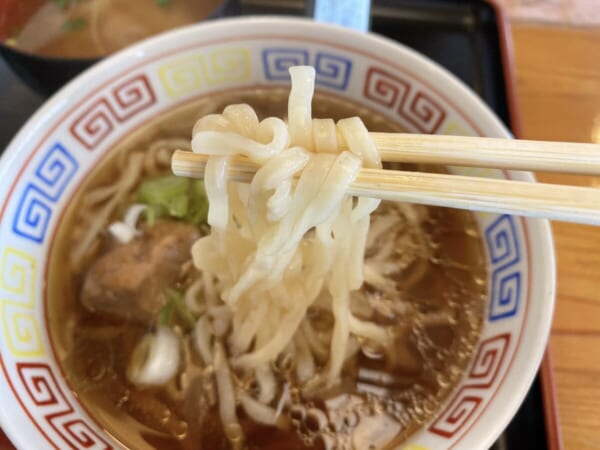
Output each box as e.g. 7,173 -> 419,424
54,0 -> 70,9
155,0 -> 172,6
159,288 -> 195,330
138,175 -> 189,222
53,0 -> 81,10
158,296 -> 175,326
187,179 -> 209,225
62,18 -> 87,32
137,175 -> 208,226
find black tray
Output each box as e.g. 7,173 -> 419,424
0,1 -> 558,449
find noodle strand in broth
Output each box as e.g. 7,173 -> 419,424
188,66 -> 393,443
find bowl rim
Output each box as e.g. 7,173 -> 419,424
0,16 -> 556,450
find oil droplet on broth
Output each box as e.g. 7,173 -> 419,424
160,408 -> 171,425
173,420 -> 188,440
473,275 -> 486,286
465,226 -> 481,238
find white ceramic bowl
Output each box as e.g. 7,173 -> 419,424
0,17 -> 555,450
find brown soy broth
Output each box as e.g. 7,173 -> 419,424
48,89 -> 487,449
5,0 -> 221,58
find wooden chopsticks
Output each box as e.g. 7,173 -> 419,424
369,133 -> 600,175
171,134 -> 600,225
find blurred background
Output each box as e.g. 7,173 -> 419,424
502,0 -> 599,26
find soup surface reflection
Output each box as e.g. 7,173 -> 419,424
48,89 -> 487,449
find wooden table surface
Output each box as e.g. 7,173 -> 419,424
510,23 -> 600,450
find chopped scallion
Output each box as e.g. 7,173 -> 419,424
158,298 -> 175,326
163,288 -> 196,330
54,0 -> 81,10
54,0 -> 69,9
62,18 -> 87,32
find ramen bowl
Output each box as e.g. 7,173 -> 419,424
0,17 -> 554,450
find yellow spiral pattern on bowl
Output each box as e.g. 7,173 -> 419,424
158,47 -> 251,98
0,247 -> 44,357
